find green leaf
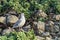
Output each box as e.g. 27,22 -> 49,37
0,36 -> 7,40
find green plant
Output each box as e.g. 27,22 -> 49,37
0,36 -> 7,40
1,0 -> 60,19
0,30 -> 37,40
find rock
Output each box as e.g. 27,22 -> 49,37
2,27 -> 14,35
46,37 -> 52,40
37,21 -> 45,33
33,21 -> 38,29
57,32 -> 60,37
0,23 -> 7,28
54,21 -> 60,25
53,25 -> 59,33
45,21 -> 54,32
6,14 -> 18,26
33,21 -> 39,35
7,15 -> 18,23
58,37 -> 60,40
36,36 -> 45,40
49,13 -> 55,20
45,23 -> 51,32
48,21 -> 54,26
0,16 -> 6,24
8,10 -> 17,15
50,33 -> 58,39
23,25 -> 31,32
36,10 -> 47,18
41,32 -> 50,37
0,16 -> 7,28
47,25 -> 59,33
32,21 -> 45,35
54,15 -> 60,20
54,37 -> 58,40
46,21 -> 59,33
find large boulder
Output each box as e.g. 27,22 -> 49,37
6,15 -> 18,26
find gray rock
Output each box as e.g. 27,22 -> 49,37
54,21 -> 60,26
48,21 -> 54,26
41,32 -> 50,37
45,21 -> 59,33
45,23 -> 51,32
58,37 -> 60,40
50,33 -> 56,38
45,21 -> 55,33
54,37 -> 58,40
53,25 -> 59,33
23,25 -> 31,32
57,32 -> 60,37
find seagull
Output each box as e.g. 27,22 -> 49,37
12,13 -> 26,31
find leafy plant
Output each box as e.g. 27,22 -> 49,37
0,36 -> 7,40
0,30 -> 37,40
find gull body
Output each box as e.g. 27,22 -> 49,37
13,13 -> 25,28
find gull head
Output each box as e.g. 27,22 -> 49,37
21,13 -> 24,16
19,13 -> 25,19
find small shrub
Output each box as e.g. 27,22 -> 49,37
0,30 -> 37,40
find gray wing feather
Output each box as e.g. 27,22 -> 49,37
13,19 -> 21,28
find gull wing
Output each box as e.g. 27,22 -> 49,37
13,19 -> 22,28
